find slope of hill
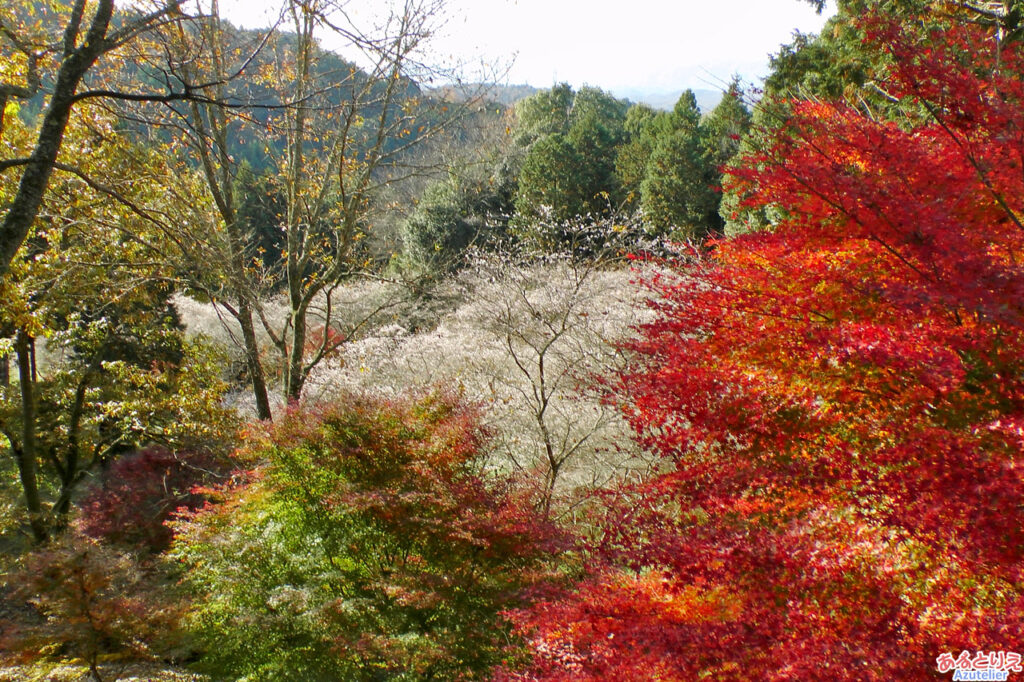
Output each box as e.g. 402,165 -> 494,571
427,83 -> 540,106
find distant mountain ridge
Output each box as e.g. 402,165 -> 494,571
430,83 -> 725,114
610,88 -> 725,113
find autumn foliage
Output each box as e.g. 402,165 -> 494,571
501,12 -> 1024,680
1,528 -> 185,677
171,392 -> 564,681
78,446 -> 227,553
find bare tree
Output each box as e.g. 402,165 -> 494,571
300,216 -> 663,518
150,0 -> 280,419
149,0 -> 493,412
259,0 -> 487,402
457,227 -> 658,516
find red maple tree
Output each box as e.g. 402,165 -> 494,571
500,11 -> 1024,680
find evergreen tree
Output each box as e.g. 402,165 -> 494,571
615,103 -> 661,210
513,82 -> 574,146
700,80 -> 751,173
639,91 -> 716,238
698,80 -> 752,235
514,133 -> 590,222
511,85 -> 629,225
233,164 -> 286,276
402,167 -> 514,272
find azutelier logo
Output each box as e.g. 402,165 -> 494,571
937,652 -> 1022,681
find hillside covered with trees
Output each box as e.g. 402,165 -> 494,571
1,0 -> 1022,680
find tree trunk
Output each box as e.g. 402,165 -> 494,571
238,298 -> 273,420
284,309 -> 307,403
52,363 -> 96,521
14,331 -> 47,543
280,2 -> 314,406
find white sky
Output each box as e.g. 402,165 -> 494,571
218,0 -> 835,95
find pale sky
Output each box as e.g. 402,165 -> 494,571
218,0 -> 835,95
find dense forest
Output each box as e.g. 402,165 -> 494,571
0,0 -> 1022,680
